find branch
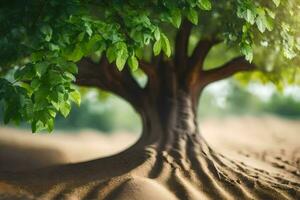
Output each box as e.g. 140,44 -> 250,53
75,57 -> 143,110
175,19 -> 193,71
139,61 -> 157,77
189,39 -> 219,71
201,56 -> 256,85
75,57 -> 105,88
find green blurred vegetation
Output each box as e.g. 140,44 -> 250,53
1,80 -> 300,133
0,93 -> 142,133
263,94 -> 300,118
53,96 -> 142,133
198,80 -> 300,119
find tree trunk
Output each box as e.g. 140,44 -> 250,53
112,89 -> 298,200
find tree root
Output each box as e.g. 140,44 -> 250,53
0,133 -> 299,200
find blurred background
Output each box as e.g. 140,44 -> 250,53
1,78 -> 300,133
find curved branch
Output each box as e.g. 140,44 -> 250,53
75,57 -> 143,110
75,57 -> 105,88
139,61 -> 159,93
189,39 -> 220,71
139,61 -> 157,78
175,19 -> 193,71
201,56 -> 256,85
185,39 -> 220,88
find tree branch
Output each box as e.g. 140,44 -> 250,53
189,39 -> 219,71
175,19 -> 192,71
201,56 -> 256,85
75,57 -> 105,88
139,61 -> 157,78
75,57 -> 143,110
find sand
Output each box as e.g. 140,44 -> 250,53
0,116 -> 299,199
0,129 -> 137,172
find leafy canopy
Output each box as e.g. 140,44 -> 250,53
0,0 -> 299,132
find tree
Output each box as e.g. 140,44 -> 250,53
0,0 -> 299,199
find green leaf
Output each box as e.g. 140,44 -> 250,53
67,63 -> 78,74
49,43 -> 60,51
51,101 -> 60,110
256,16 -> 266,33
116,52 -> 128,71
84,22 -> 93,36
31,52 -> 44,62
48,109 -> 57,118
63,71 -> 76,81
14,66 -> 35,80
241,43 -> 253,62
296,38 -> 300,51
19,82 -> 33,94
154,28 -> 160,41
34,62 -> 48,77
70,90 -> 81,106
115,42 -> 128,71
153,39 -> 162,56
186,8 -> 198,25
77,32 -> 85,42
170,9 -> 182,28
31,121 -> 45,133
272,0 -> 280,7
31,78 -> 40,89
265,16 -> 274,31
40,24 -> 52,42
198,0 -> 212,11
161,34 -> 171,57
116,56 -> 127,71
245,9 -> 256,25
84,34 -> 103,55
266,8 -> 275,19
47,118 -> 54,132
59,101 -> 71,118
48,71 -> 64,84
66,45 -> 84,62
143,34 -> 152,45
255,8 -> 273,32
128,55 -> 139,71
106,46 -> 117,63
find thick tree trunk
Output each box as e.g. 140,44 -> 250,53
66,85 -> 295,200
136,90 -> 199,148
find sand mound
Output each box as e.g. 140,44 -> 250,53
105,177 -> 178,200
0,128 -> 137,172
201,116 -> 300,176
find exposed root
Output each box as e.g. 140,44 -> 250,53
0,131 -> 299,200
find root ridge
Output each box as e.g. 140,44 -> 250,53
0,131 -> 299,200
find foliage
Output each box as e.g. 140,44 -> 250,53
262,94 -> 300,119
0,0 -> 299,132
199,80 -> 300,119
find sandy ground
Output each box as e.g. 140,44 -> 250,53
0,129 -> 137,172
201,116 -> 300,178
0,116 -> 299,199
0,116 -> 299,173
